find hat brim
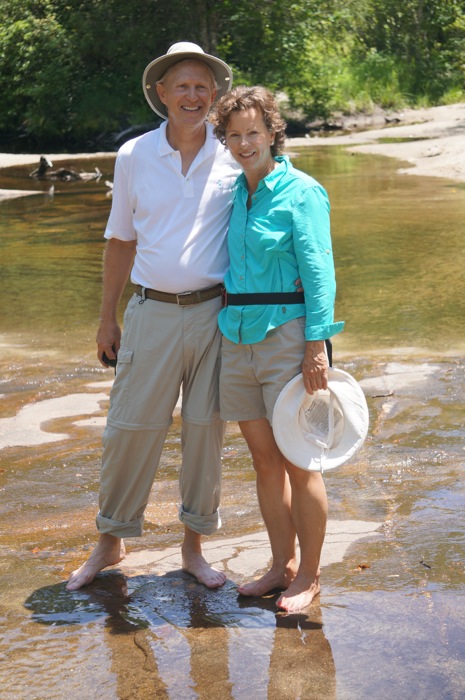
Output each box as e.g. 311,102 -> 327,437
142,50 -> 232,119
272,368 -> 369,472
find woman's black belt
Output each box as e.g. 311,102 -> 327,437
224,291 -> 333,367
224,292 -> 305,305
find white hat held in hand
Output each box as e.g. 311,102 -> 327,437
143,42 -> 233,119
272,368 -> 369,473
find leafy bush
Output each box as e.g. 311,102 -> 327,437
0,0 -> 464,149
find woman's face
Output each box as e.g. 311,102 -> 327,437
225,108 -> 275,179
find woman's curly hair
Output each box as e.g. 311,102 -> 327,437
211,85 -> 286,157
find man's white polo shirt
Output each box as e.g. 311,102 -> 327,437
104,121 -> 239,293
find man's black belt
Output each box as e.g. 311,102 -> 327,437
224,292 -> 305,305
135,284 -> 223,305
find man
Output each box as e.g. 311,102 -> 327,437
67,42 -> 239,591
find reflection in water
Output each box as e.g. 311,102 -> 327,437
24,573 -> 335,699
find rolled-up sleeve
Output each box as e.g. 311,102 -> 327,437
293,185 -> 344,340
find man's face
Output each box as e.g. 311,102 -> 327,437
156,60 -> 217,127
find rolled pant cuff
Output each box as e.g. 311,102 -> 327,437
179,507 -> 221,536
96,512 -> 144,538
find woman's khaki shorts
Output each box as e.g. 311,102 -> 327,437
219,317 -> 306,425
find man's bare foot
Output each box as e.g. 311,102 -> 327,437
182,548 -> 226,589
276,572 -> 320,612
66,535 -> 126,591
237,564 -> 297,598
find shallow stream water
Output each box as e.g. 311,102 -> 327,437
1,149 -> 464,699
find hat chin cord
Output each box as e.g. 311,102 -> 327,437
298,393 -> 335,474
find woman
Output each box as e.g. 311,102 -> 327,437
211,86 -> 344,612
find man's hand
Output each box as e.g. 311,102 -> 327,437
301,340 -> 328,395
97,320 -> 121,367
96,237 -> 136,368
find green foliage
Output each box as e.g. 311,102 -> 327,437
217,0 -> 322,88
345,50 -> 407,108
0,4 -> 74,140
0,0 -> 464,149
285,42 -> 342,120
354,0 -> 465,102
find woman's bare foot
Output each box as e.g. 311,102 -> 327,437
66,535 -> 126,591
182,549 -> 226,589
276,572 -> 320,613
237,563 -> 297,598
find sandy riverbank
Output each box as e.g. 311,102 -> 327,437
286,102 -> 465,182
1,102 -> 465,184
0,151 -> 114,169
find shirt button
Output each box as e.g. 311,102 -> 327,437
282,307 -> 286,313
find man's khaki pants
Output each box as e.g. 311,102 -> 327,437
96,293 -> 225,538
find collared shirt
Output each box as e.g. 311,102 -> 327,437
104,122 -> 240,293
218,156 -> 344,344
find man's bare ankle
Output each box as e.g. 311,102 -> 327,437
66,536 -> 125,590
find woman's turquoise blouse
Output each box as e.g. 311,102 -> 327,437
218,156 -> 344,344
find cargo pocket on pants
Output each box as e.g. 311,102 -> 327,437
108,346 -> 134,408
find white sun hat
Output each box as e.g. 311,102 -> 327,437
272,368 -> 369,473
142,42 -> 233,119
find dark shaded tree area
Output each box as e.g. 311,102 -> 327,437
0,0 -> 464,151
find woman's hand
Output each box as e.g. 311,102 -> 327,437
301,340 -> 328,394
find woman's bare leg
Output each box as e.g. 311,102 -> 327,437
237,418 -> 298,596
276,465 -> 327,612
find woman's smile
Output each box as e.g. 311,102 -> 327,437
225,108 -> 276,184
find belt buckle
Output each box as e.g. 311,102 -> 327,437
176,291 -> 193,305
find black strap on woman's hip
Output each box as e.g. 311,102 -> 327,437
325,339 -> 333,367
224,292 -> 305,305
224,290 -> 333,366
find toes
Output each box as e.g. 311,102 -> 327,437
201,569 -> 227,589
205,576 -> 226,589
182,558 -> 226,588
237,582 -> 260,596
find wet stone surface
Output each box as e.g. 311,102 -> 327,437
1,354 -> 464,699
